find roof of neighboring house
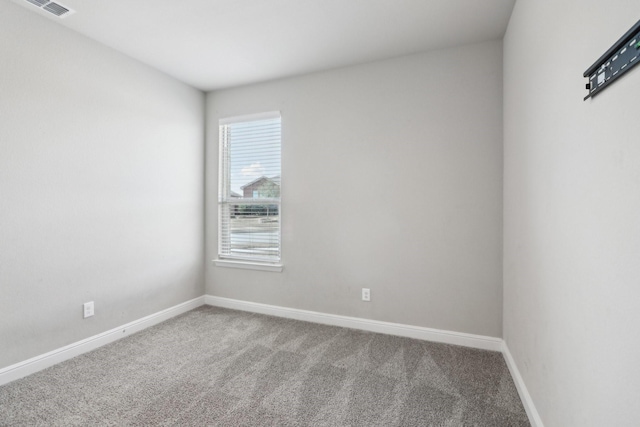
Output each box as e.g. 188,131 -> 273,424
240,175 -> 280,190
230,191 -> 241,198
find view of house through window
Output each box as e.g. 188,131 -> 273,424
218,112 -> 281,262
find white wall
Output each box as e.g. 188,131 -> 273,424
206,40 -> 504,337
503,1 -> 640,425
0,1 -> 205,369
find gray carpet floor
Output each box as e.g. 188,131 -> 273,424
0,306 -> 530,426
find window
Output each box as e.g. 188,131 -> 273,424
218,112 -> 281,266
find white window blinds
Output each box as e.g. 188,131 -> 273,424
218,112 -> 281,263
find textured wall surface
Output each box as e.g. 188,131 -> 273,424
0,1 -> 205,369
503,0 -> 640,425
206,40 -> 504,338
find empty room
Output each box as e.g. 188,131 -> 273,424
1,0 -> 638,425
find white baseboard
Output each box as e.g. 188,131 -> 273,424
502,341 -> 544,427
0,296 -> 205,386
205,295 -> 503,352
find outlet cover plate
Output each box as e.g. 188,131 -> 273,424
83,301 -> 94,318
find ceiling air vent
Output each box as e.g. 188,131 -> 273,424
23,0 -> 75,18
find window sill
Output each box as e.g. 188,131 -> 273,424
213,259 -> 283,272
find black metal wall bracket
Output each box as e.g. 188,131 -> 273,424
584,19 -> 640,101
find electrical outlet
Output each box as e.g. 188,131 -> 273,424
83,301 -> 94,318
362,288 -> 371,302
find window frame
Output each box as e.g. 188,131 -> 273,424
216,111 -> 283,271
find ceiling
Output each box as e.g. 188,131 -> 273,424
10,0 -> 516,91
